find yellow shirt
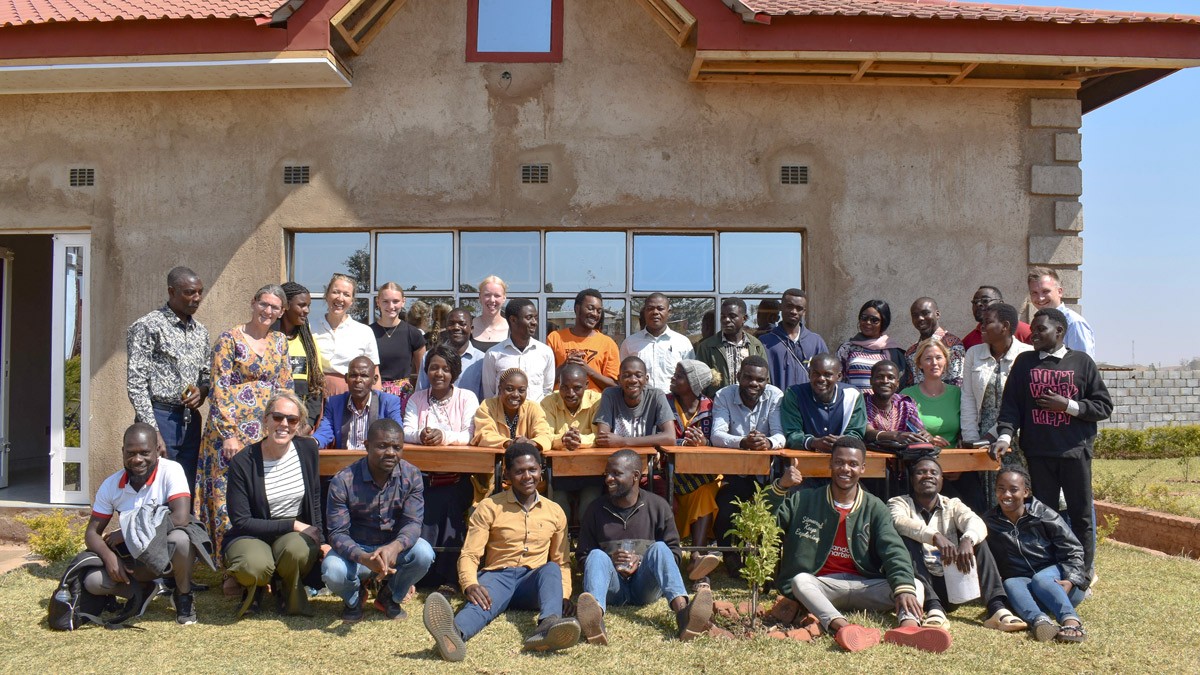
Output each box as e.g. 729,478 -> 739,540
471,398 -> 553,452
540,389 -> 602,450
458,490 -> 571,598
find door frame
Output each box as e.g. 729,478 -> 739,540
0,246 -> 11,489
49,233 -> 89,504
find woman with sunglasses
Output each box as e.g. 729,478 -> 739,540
836,299 -> 909,393
196,284 -> 293,565
224,390 -> 323,618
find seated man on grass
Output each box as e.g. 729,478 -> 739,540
83,423 -> 214,625
423,442 -> 579,662
769,436 -> 951,653
888,457 -> 1027,632
575,449 -> 714,645
322,418 -> 435,622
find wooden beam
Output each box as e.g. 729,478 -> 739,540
850,59 -> 873,82
631,0 -> 696,47
692,70 -> 1081,89
700,60 -> 859,75
694,49 -> 1200,69
869,62 -> 965,75
354,0 -> 411,54
948,62 -> 979,84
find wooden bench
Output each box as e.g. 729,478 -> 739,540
542,446 -> 658,496
319,446 -> 505,488
932,447 -> 1001,473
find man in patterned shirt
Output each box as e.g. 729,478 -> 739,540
322,418 -> 434,622
694,298 -> 766,398
904,297 -> 965,388
126,266 -> 211,493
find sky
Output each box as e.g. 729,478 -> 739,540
1077,0 -> 1200,366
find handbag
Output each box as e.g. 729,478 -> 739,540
869,438 -> 940,463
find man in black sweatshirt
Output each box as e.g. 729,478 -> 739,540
575,449 -> 713,645
992,308 -> 1112,577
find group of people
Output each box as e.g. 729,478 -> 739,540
90,263 -> 1108,655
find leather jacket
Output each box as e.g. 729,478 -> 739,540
983,497 -> 1088,591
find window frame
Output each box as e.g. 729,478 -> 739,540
287,227 -> 805,341
466,0 -> 564,64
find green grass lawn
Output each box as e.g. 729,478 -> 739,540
1094,458 -> 1200,518
1,542 -> 1198,673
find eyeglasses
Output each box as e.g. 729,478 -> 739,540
268,412 -> 301,426
858,315 -> 882,324
256,301 -> 284,314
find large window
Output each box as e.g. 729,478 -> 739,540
467,0 -> 563,63
289,230 -> 803,342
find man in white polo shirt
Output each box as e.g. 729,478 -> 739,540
83,423 -> 209,625
620,294 -> 695,393
482,299 -> 556,402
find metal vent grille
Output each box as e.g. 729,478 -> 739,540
520,163 -> 550,184
283,165 -> 311,185
69,168 -> 95,187
780,164 -> 809,185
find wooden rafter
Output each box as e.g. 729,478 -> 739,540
949,63 -> 979,85
850,60 -> 873,82
631,0 -> 696,47
331,0 -> 410,56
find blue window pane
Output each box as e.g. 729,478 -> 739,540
460,231 -> 541,294
477,0 -> 552,53
375,233 -> 454,292
292,232 -> 370,294
633,235 -> 714,292
719,232 -> 803,294
545,231 -> 626,293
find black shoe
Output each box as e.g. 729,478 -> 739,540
676,586 -> 713,641
523,616 -> 581,652
576,592 -> 607,645
190,581 -> 210,592
423,592 -> 466,662
373,583 -> 408,620
174,591 -> 197,625
237,586 -> 264,618
342,586 -> 366,623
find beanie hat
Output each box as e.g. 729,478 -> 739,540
678,359 -> 713,398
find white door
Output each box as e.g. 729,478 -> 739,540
49,234 -> 89,504
0,247 -> 11,489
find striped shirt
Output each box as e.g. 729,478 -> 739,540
262,444 -> 305,519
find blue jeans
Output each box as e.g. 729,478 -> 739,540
582,541 -> 688,612
454,564 -> 563,641
321,538 -> 435,606
151,404 -> 201,495
1003,565 -> 1086,625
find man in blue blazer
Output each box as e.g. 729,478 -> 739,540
313,356 -> 405,449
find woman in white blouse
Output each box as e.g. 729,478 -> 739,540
960,303 -> 1033,507
402,343 -> 480,588
311,273 -> 379,397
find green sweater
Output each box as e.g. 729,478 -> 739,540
767,482 -> 918,599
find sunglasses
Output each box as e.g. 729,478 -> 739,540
858,315 -> 882,324
269,412 -> 301,426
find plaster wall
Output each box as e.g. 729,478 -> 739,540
0,0 -> 1060,490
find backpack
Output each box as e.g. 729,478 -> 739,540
48,551 -> 154,631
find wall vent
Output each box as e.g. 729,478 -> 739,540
780,164 -> 809,185
520,163 -> 550,184
69,167 -> 95,187
283,165 -> 311,185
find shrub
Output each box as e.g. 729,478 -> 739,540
17,510 -> 85,563
726,485 -> 783,630
1093,471 -> 1196,519
1094,425 -> 1200,461
1096,514 -> 1120,545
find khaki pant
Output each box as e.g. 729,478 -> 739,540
225,532 -> 319,615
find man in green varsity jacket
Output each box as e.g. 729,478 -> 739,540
767,436 -> 951,653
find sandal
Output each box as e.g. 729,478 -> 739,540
921,609 -> 949,628
1031,616 -> 1058,642
983,608 -> 1028,632
1055,623 -> 1087,643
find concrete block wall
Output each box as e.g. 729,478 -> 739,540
1027,97 -> 1085,311
1100,369 -> 1200,429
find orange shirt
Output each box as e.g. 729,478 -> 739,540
546,328 -> 620,392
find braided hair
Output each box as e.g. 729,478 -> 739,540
281,281 -> 325,395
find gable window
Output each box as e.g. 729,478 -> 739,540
467,0 -> 564,63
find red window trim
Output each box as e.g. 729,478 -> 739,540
466,0 -> 563,63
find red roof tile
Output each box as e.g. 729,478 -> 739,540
0,0 -> 290,27
733,0 -> 1200,24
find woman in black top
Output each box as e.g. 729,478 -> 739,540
225,391 -> 324,617
984,466 -> 1088,643
277,282 -> 325,430
371,282 -> 427,409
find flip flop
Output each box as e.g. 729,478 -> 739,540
1031,617 -> 1058,642
983,608 -> 1027,632
921,609 -> 948,628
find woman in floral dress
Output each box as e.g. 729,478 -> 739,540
195,284 -> 293,563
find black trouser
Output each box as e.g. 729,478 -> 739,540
715,476 -> 764,548
904,537 -> 1007,615
941,471 -> 989,516
1026,455 -> 1094,575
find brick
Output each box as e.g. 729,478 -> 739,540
1029,236 -> 1083,265
1055,201 -> 1084,231
1057,269 -> 1082,298
1031,165 -> 1083,195
1055,133 -> 1083,162
1031,99 -> 1082,128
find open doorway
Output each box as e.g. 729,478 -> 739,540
0,235 -> 53,504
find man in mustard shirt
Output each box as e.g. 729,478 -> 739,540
422,442 -> 579,662
541,363 -> 604,522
